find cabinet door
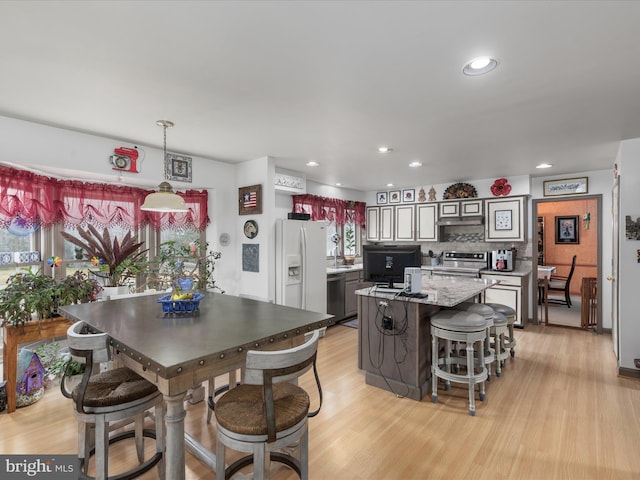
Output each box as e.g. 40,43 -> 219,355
344,272 -> 359,318
461,199 -> 483,216
366,207 -> 379,241
416,204 -> 438,241
439,201 -> 459,218
483,284 -> 523,327
380,206 -> 394,242
394,205 -> 415,241
485,196 -> 525,242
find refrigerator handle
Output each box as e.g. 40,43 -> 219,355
300,226 -> 307,310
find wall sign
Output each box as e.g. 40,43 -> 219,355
543,177 -> 588,196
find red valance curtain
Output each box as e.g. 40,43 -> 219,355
291,194 -> 366,228
0,165 -> 209,231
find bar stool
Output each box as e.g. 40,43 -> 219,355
430,310 -> 489,416
489,312 -> 509,377
61,321 -> 165,480
485,302 -> 517,357
452,302 -> 495,379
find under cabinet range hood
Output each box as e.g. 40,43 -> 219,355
436,215 -> 484,226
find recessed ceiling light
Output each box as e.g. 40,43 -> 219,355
409,161 -> 423,168
335,183 -> 342,186
378,146 -> 392,153
306,161 -> 319,167
536,163 -> 553,169
463,56 -> 499,76
386,183 -> 394,187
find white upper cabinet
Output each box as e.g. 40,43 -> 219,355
394,205 -> 415,241
416,204 -> 438,241
485,196 -> 526,242
438,199 -> 483,218
366,206 -> 394,242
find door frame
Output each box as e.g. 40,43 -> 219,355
532,194 -> 603,332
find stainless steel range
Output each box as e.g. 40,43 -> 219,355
431,251 -> 489,278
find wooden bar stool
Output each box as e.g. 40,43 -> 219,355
431,310 -> 489,416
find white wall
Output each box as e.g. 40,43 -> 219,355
235,156 -> 275,302
616,139 -> 640,371
0,115 -> 239,294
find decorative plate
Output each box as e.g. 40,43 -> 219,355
219,232 -> 231,246
243,220 -> 258,239
491,178 -> 512,196
442,182 -> 478,199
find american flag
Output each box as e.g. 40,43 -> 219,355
243,191 -> 257,208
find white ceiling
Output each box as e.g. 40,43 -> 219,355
2,1 -> 639,192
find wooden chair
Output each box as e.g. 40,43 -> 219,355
214,330 -> 323,479
61,321 -> 165,480
547,255 -> 577,307
538,277 -> 549,324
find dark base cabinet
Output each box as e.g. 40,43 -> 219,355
328,269 -> 372,322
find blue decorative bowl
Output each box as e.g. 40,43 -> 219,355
157,293 -> 204,315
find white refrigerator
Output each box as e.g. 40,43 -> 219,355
275,219 -> 327,313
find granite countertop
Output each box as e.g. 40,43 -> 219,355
481,264 -> 532,277
355,276 -> 498,308
327,264 -> 363,275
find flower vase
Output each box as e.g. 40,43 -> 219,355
177,277 -> 194,292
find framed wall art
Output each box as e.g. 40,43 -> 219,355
238,184 -> 263,215
494,210 -> 512,230
543,177 -> 588,196
376,192 -> 388,204
388,190 -> 401,204
402,189 -> 415,203
555,215 -> 579,244
165,154 -> 192,183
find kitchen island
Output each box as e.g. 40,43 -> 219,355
356,276 -> 497,400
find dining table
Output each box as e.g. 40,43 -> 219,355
538,265 -> 556,279
60,292 -> 334,480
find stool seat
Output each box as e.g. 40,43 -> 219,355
71,368 -> 158,411
484,303 -> 515,318
431,310 -> 488,331
492,312 -> 508,327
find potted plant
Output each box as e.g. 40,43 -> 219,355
144,239 -> 224,296
0,268 -> 101,329
343,224 -> 356,265
0,268 -> 100,413
61,225 -> 148,296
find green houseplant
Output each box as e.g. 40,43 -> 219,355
0,268 -> 101,329
144,239 -> 224,295
343,224 -> 356,265
60,225 -> 148,288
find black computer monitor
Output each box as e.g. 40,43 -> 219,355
363,244 -> 422,288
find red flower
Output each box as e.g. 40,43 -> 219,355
491,178 -> 512,196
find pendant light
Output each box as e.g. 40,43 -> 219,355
140,120 -> 189,212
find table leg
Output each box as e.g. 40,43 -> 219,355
165,393 -> 187,480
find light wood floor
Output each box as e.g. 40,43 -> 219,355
2,322 -> 640,479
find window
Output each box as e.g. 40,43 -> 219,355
291,194 -> 366,259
